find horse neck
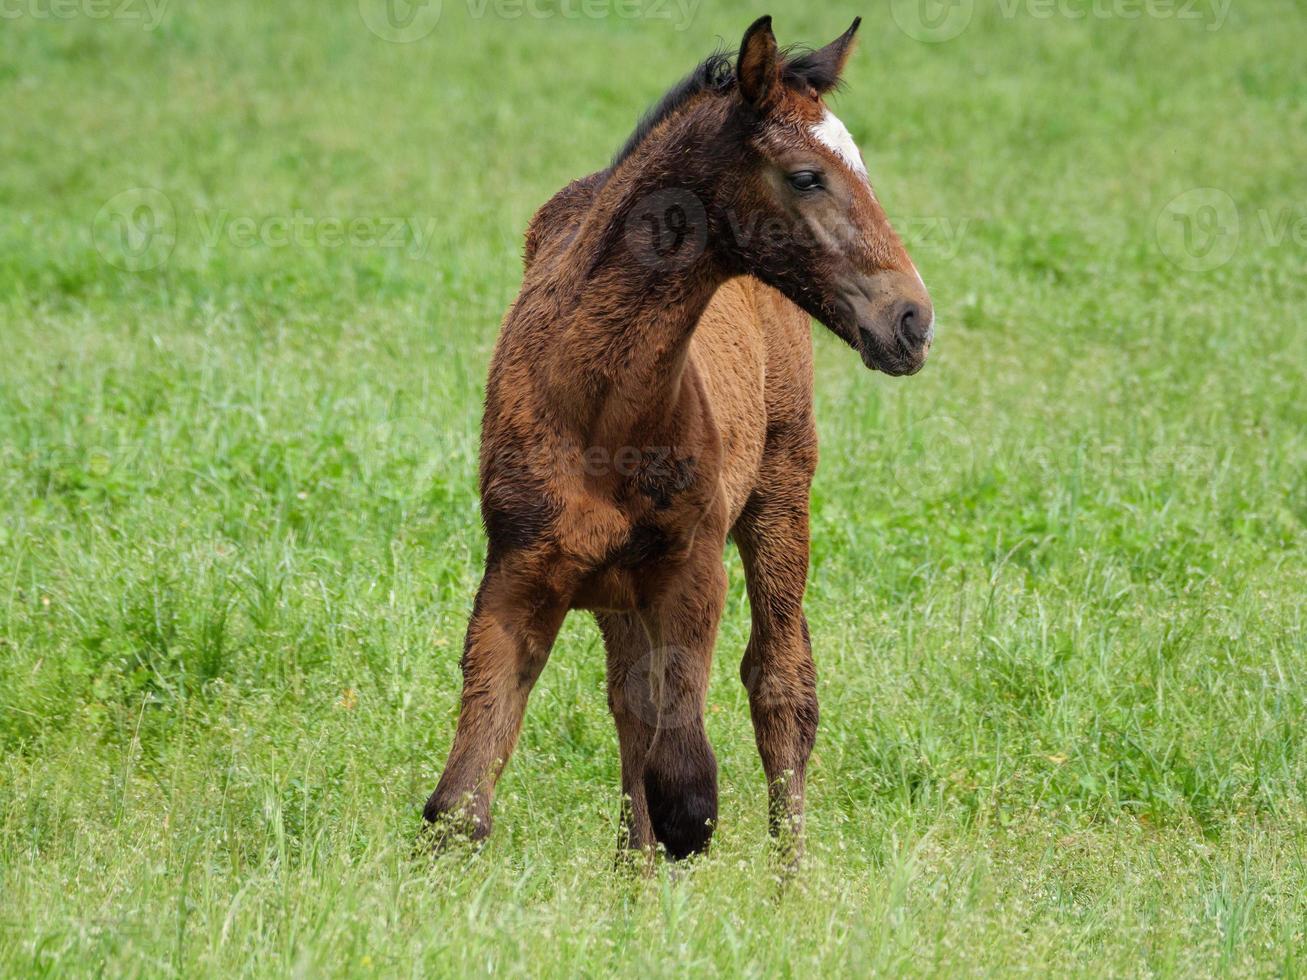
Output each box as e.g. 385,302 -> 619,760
545,133 -> 733,432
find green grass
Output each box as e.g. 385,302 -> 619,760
1,0 -> 1305,974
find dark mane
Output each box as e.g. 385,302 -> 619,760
607,45 -> 844,174
609,51 -> 734,171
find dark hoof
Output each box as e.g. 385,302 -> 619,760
644,762 -> 717,860
419,793 -> 491,854
612,843 -> 657,877
769,836 -> 805,880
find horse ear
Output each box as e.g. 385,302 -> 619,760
737,15 -> 779,108
787,17 -> 861,94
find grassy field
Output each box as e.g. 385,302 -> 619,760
1,0 -> 1305,974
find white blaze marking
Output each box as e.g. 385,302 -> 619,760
909,261 -> 936,341
910,262 -> 926,292
811,109 -> 868,179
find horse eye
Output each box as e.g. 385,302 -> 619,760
788,171 -> 822,192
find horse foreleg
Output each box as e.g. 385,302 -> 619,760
422,569 -> 567,846
632,548 -> 727,860
735,484 -> 819,867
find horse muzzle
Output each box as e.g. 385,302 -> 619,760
838,271 -> 934,376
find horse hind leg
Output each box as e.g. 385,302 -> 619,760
597,611 -> 656,863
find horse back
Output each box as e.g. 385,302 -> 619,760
523,171 -> 607,271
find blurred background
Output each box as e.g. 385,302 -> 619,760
1,0 -> 1304,973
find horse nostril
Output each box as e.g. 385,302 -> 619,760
897,303 -> 927,345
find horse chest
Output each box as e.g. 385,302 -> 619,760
562,449 -> 725,611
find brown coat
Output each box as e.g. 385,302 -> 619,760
422,16 -> 932,864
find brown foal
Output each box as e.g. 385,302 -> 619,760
423,16 -> 933,863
